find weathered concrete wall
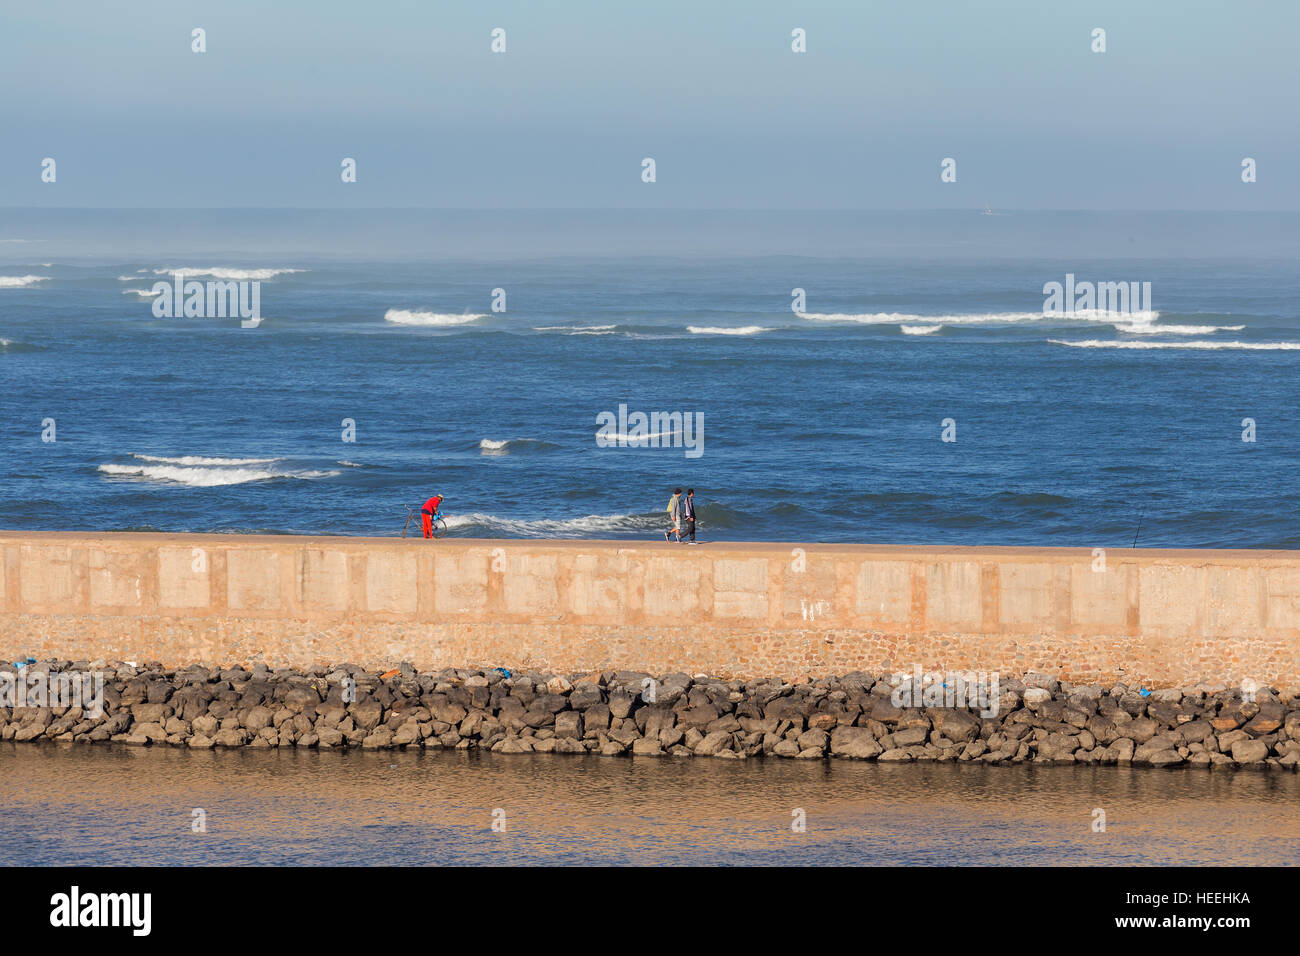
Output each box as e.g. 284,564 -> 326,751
2,532 -> 1298,689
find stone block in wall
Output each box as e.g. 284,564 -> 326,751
999,563 -> 1053,627
20,545 -> 73,608
926,561 -> 981,630
158,545 -> 211,608
365,551 -> 417,614
1265,567 -> 1300,630
856,560 -> 911,623
1205,566 -> 1262,636
781,553 -> 837,622
300,549 -> 350,612
1070,562 -> 1128,628
713,558 -> 768,619
227,550 -> 282,611
644,556 -> 700,617
89,548 -> 144,609
504,554 -> 559,615
565,552 -> 627,617
434,552 -> 488,614
1138,565 -> 1203,635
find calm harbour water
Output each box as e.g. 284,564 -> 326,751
1,744 -> 1296,866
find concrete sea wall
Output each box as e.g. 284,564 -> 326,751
2,532 -> 1298,690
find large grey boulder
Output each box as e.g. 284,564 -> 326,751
830,726 -> 882,759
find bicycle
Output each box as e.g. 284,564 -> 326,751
402,505 -> 448,539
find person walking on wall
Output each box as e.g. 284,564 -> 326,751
682,488 -> 697,544
664,488 -> 683,542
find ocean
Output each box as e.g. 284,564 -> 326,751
2,209 -> 1297,547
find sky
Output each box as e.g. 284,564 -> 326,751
1,0 -> 1297,209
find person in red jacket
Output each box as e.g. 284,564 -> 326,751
421,494 -> 444,539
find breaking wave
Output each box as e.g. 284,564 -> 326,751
132,454 -> 280,466
900,324 -> 942,335
385,309 -> 485,326
1112,322 -> 1245,335
801,310 -> 1044,326
686,325 -> 772,335
443,511 -> 660,537
801,310 -> 1160,326
0,275 -> 47,288
533,325 -> 618,334
99,461 -> 339,487
151,267 -> 306,280
478,438 -> 562,455
1048,339 -> 1300,351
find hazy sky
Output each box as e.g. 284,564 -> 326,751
2,0 -> 1297,209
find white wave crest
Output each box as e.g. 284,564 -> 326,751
1048,339 -> 1300,351
533,324 -> 617,333
686,325 -> 771,335
122,288 -> 163,297
801,310 -> 1045,325
1049,309 -> 1160,323
602,431 -> 680,443
801,310 -> 1161,326
385,309 -> 484,326
0,275 -> 47,288
1112,322 -> 1245,335
479,437 -> 556,455
100,461 -> 337,486
900,324 -> 942,335
133,454 -> 280,466
444,511 -> 656,537
152,267 -> 305,280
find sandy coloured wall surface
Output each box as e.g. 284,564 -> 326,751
2,532 -> 1297,689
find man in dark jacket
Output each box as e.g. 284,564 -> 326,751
682,488 -> 697,544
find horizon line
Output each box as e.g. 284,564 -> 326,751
2,206 -> 1299,214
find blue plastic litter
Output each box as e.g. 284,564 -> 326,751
492,667 -> 513,679
1139,687 -> 1152,697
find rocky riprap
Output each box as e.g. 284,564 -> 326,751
2,661 -> 1298,769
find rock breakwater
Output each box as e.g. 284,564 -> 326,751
3,660 -> 1298,769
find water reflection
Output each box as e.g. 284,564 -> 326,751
1,744 -> 1296,865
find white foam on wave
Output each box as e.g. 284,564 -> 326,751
686,325 -> 771,335
100,460 -> 337,487
444,511 -> 656,537
801,310 -> 1044,326
0,275 -> 47,288
122,288 -> 163,297
802,309 -> 1161,326
1049,339 -> 1300,351
1112,322 -> 1244,335
900,324 -> 942,335
602,431 -> 680,443
533,324 -> 617,334
133,454 -> 280,466
152,267 -> 306,280
479,437 -> 555,455
385,309 -> 485,326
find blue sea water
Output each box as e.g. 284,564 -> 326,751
1,209 -> 1297,547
